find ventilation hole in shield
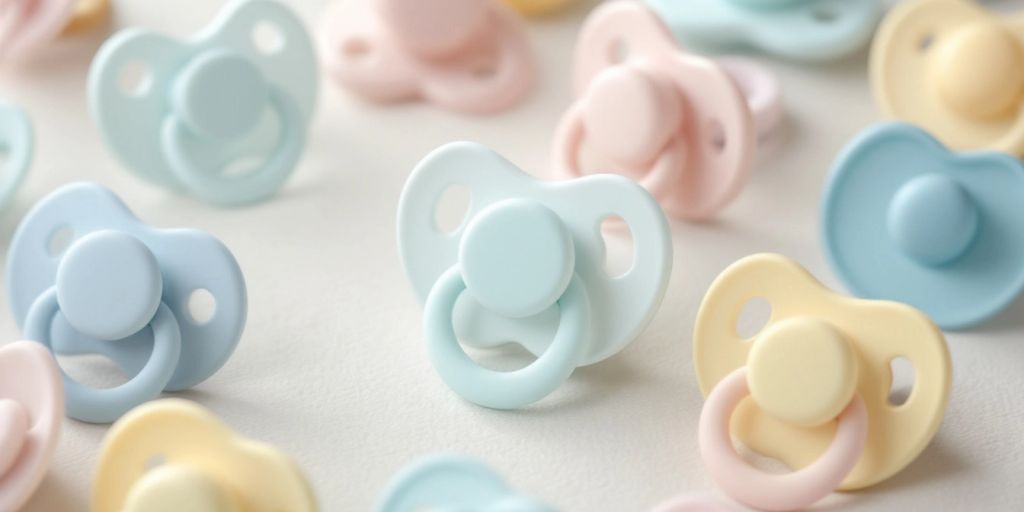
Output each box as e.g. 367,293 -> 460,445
888,357 -> 916,406
47,225 -> 74,258
736,297 -> 771,340
434,185 -> 471,234
187,289 -> 217,325
601,216 -> 634,278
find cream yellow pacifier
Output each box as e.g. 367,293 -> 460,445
93,399 -> 316,512
693,254 -> 951,510
872,0 -> 1024,155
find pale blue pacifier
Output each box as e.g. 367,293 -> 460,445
6,183 -> 247,423
823,123 -> 1024,329
644,0 -> 882,61
376,455 -> 555,512
0,101 -> 32,210
87,0 -> 317,206
398,142 -> 672,410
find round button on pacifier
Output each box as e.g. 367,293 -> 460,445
887,174 -> 979,267
173,50 -> 269,142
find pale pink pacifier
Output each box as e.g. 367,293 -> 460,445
319,0 -> 535,114
554,1 -> 782,220
0,341 -> 63,511
0,0 -> 110,61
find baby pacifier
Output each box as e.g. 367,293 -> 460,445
645,0 -> 882,62
377,455 -> 553,511
555,1 -> 782,220
0,101 -> 32,211
872,0 -> 1024,155
0,0 -> 110,61
694,254 -> 951,511
398,142 -> 671,409
320,0 -> 534,115
6,183 -> 247,423
93,399 -> 316,512
823,123 -> 1024,329
0,341 -> 62,512
88,0 -> 317,206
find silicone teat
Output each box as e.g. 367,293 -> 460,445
935,22 -> 1024,120
376,0 -> 490,58
123,465 -> 242,512
0,399 -> 30,476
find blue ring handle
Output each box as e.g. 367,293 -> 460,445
160,85 -> 305,207
24,287 -> 182,424
423,267 -> 590,410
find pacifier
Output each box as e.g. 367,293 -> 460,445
6,183 -> 247,423
93,399 -> 316,512
872,0 -> 1024,155
823,123 -> 1024,329
0,341 -> 62,512
0,101 -> 32,210
502,0 -> 573,17
555,1 -> 782,220
694,254 -> 951,510
645,0 -> 882,62
88,0 -> 317,206
0,0 -> 110,61
320,0 -> 535,115
377,455 -> 554,512
398,142 -> 671,409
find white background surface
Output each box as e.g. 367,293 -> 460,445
1,0 -> 1023,510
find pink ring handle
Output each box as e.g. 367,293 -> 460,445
699,367 -> 868,511
716,57 -> 783,139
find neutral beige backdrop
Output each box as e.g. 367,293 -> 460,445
1,0 -> 1022,510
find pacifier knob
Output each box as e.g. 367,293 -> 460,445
56,230 -> 164,341
460,199 -> 575,319
172,49 -> 269,141
376,0 -> 489,59
747,317 -> 858,428
123,464 -> 241,512
935,22 -> 1024,119
888,174 -> 979,267
0,399 -> 29,476
582,66 -> 683,166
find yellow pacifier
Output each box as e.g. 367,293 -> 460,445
92,399 -> 316,512
502,0 -> 573,16
872,0 -> 1024,155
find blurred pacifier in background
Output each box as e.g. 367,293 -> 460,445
502,0 -> 573,17
0,0 -> 110,61
693,254 -> 951,511
873,0 -> 1024,155
645,0 -> 882,62
319,0 -> 534,114
93,399 -> 316,512
88,0 -> 318,206
555,1 -> 782,220
398,142 -> 671,409
823,123 -> 1024,329
6,183 -> 247,423
377,455 -> 553,512
0,101 -> 32,211
0,341 -> 62,512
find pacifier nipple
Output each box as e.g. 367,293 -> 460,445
172,49 -> 270,141
123,464 -> 242,512
56,230 -> 164,341
747,317 -> 858,428
581,66 -> 683,166
459,199 -> 575,319
887,174 -> 979,267
376,0 -> 489,59
0,399 -> 29,476
935,22 -> 1024,119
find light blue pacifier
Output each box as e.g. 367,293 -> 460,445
644,0 -> 882,61
6,183 -> 247,423
88,0 -> 317,206
398,142 -> 672,410
0,101 -> 32,210
376,455 -> 555,512
823,123 -> 1024,329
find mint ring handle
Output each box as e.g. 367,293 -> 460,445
24,287 -> 181,424
160,86 -> 305,207
424,267 -> 590,410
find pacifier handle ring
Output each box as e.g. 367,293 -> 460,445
24,287 -> 182,424
699,367 -> 868,511
423,266 -> 590,410
161,86 -> 305,207
555,103 -> 687,202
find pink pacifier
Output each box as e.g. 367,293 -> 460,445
0,0 -> 110,61
554,1 -> 782,220
319,0 -> 535,114
0,341 -> 63,511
